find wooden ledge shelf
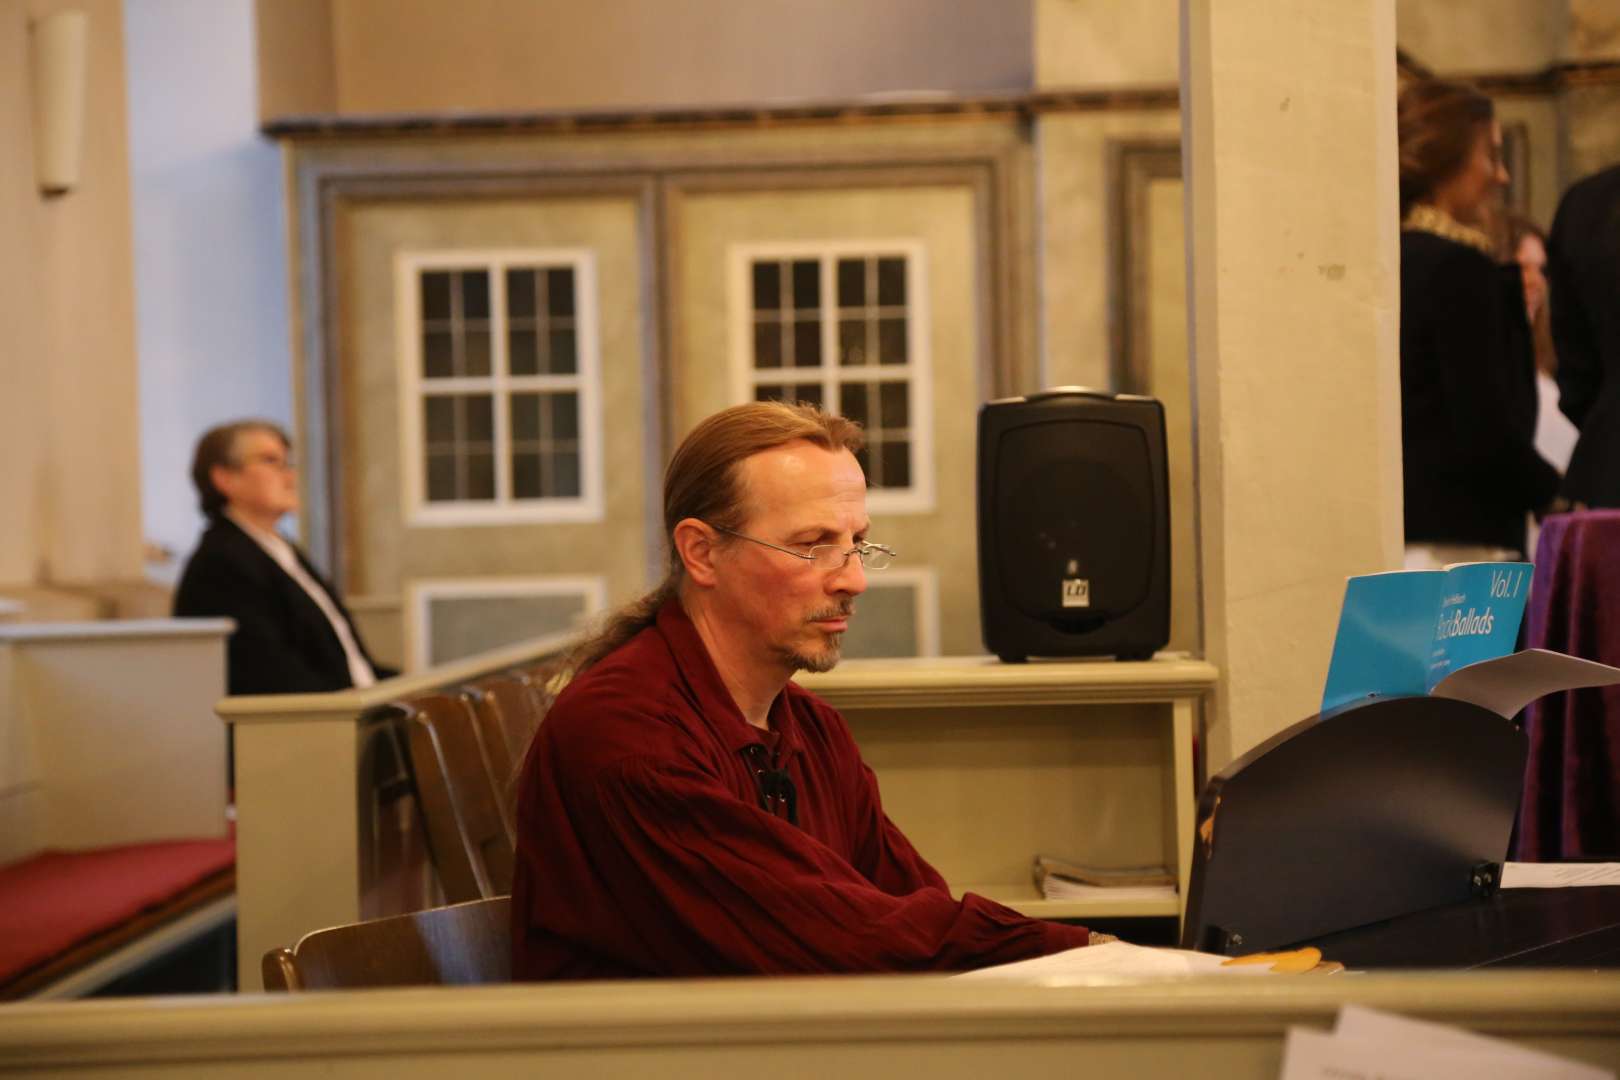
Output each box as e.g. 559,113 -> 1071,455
961,882 -> 1182,921
796,654 -> 1218,709
802,653 -> 1213,933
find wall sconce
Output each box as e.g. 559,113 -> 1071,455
30,10 -> 90,197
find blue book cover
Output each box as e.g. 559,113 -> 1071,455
1320,562 -> 1531,715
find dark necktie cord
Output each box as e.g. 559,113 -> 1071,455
745,745 -> 799,826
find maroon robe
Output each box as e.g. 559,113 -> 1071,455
511,600 -> 1091,979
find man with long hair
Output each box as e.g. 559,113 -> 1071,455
511,401 -> 1101,978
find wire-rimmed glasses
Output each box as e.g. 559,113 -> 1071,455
711,525 -> 897,570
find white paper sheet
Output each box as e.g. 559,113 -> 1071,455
1501,862 -> 1620,889
1281,1024 -> 1611,1080
953,941 -> 1275,981
1298,1005 -> 1614,1079
1430,648 -> 1620,719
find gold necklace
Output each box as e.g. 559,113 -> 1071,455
1401,204 -> 1497,258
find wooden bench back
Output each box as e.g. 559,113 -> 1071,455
464,671 -> 562,830
402,694 -> 513,903
262,896 -> 511,991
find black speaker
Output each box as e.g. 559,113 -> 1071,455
977,387 -> 1170,662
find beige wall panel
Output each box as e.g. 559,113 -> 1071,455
1563,83 -> 1620,182
0,644 -> 37,863
1184,0 -> 1404,768
1396,0 -> 1564,72
1569,0 -> 1620,60
1146,178 -> 1200,656
254,0 -> 337,121
35,0 -> 143,586
0,2 -> 49,584
283,122 -> 1030,584
0,623 -> 230,862
849,703 -> 1171,888
338,196 -> 649,605
1035,0 -> 1180,88
1037,110 -> 1183,391
1,0 -> 143,588
674,185 -> 982,655
318,0 -> 1031,117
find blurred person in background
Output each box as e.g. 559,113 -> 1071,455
174,420 -> 395,696
1397,80 -> 1564,569
1547,163 -> 1620,508
1502,214 -> 1578,476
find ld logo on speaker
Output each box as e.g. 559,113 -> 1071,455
1061,578 -> 1091,608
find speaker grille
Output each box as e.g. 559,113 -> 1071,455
993,420 -> 1155,624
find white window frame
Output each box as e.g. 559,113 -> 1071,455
404,574 -> 608,672
856,566 -> 941,657
396,248 -> 604,526
727,241 -> 935,515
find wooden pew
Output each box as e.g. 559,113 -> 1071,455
219,630 -> 578,986
0,618 -> 235,998
2,970 -> 1618,1076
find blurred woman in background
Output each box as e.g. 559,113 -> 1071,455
1397,79 -> 1563,568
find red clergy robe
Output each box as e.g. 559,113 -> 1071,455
511,600 -> 1091,979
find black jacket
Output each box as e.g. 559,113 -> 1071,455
173,516 -> 393,694
1548,164 -> 1620,507
1400,230 -> 1560,552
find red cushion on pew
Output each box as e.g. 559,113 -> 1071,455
0,837 -> 235,987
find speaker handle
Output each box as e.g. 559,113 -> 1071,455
1026,386 -> 1114,402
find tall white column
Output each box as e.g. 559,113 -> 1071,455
1181,0 -> 1404,769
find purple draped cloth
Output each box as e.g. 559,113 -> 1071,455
1513,510 -> 1620,860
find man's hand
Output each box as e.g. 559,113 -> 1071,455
1087,931 -> 1119,946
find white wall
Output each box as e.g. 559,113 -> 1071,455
126,0 -> 291,574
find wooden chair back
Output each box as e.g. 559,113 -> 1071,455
463,678 -> 538,786
402,693 -> 514,903
356,705 -> 436,920
261,896 -> 511,991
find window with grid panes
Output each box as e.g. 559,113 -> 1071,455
407,253 -> 596,521
748,252 -> 920,493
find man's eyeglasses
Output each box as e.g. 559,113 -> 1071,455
711,525 -> 896,571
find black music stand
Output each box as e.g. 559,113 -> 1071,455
1180,695 -> 1526,954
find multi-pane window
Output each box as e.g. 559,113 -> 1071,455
401,251 -> 600,524
740,245 -> 931,511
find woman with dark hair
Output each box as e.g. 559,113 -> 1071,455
1398,80 -> 1563,567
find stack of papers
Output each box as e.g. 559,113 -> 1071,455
1032,855 -> 1178,902
1282,1005 -> 1612,1079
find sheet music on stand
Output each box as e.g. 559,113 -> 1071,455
1501,862 -> 1620,889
